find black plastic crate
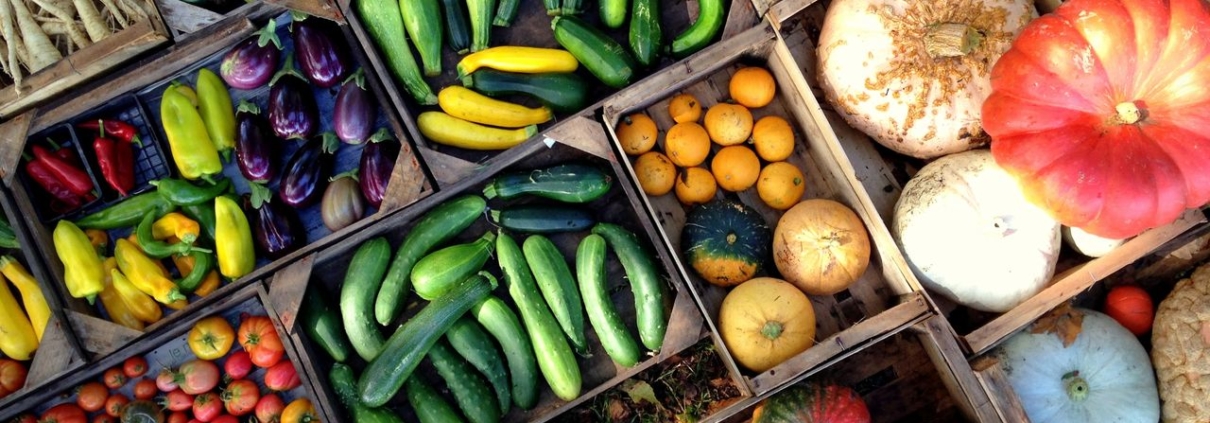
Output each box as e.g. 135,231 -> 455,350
19,124 -> 103,222
69,94 -> 174,204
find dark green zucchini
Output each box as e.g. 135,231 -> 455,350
461,69 -> 588,113
440,0 -> 471,53
629,0 -> 661,67
551,16 -> 637,88
493,0 -> 520,26
489,205 -> 595,234
482,164 -> 612,203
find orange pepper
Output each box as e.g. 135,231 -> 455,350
152,213 -> 201,244
193,271 -> 221,297
85,229 -> 108,251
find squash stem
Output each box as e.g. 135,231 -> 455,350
1113,101 -> 1144,125
1062,371 -> 1089,402
924,23 -> 982,58
761,321 -> 783,340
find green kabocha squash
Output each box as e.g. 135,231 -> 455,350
121,401 -> 165,423
682,199 -> 771,287
753,383 -> 870,423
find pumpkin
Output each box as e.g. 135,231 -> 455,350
752,383 -> 871,423
774,199 -> 870,295
730,67 -> 777,109
719,277 -> 815,373
893,150 -> 1060,312
1152,263 -> 1210,422
1062,226 -> 1126,258
682,200 -> 771,287
1000,307 -> 1159,423
985,0 -> 1210,239
1103,285 -> 1153,336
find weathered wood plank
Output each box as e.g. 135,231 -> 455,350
264,0 -> 343,22
971,356 -> 1030,423
269,253 -> 316,333
158,0 -> 226,35
911,316 -> 1000,423
544,116 -> 615,161
0,111 -> 33,186
23,314 -> 84,387
67,310 -> 142,356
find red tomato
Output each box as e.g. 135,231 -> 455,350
263,361 -> 300,392
167,412 -> 189,423
76,382 -> 108,412
39,404 -> 86,423
248,348 -> 284,370
14,414 -> 37,423
255,394 -> 284,423
238,315 -> 284,368
193,392 -> 223,423
1105,285 -> 1155,336
210,416 -> 238,423
177,360 -> 220,395
91,415 -> 116,423
223,350 -> 252,380
134,378 -> 158,400
157,369 -> 179,392
0,359 -> 28,393
102,368 -> 126,390
123,357 -> 148,378
221,379 -> 260,417
163,389 -> 194,412
105,394 -> 129,417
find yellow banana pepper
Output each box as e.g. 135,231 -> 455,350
53,220 -> 105,304
110,269 -> 162,324
153,213 -> 201,244
197,69 -> 236,161
194,271 -> 221,297
115,239 -> 186,305
99,266 -> 144,331
161,86 -> 222,182
215,196 -> 254,279
0,273 -> 37,360
0,256 -> 50,341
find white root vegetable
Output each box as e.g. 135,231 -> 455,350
116,0 -> 142,23
96,0 -> 124,28
8,0 -> 57,72
29,0 -> 88,47
0,3 -> 24,89
72,0 -> 106,42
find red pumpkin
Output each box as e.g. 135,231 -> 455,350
983,0 -> 1210,239
752,383 -> 870,423
1104,285 -> 1154,336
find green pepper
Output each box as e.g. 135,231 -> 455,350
0,216 -> 18,250
75,192 -> 176,230
136,211 -> 211,259
182,201 -> 218,243
175,250 -> 213,293
162,87 -> 223,182
150,178 -> 230,206
197,69 -> 236,161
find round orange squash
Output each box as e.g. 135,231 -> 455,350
617,113 -> 659,156
704,103 -> 754,146
720,277 -> 816,373
773,199 -> 871,296
752,115 -> 795,162
730,67 -> 777,109
675,167 -> 718,206
665,122 -> 712,167
634,151 -> 676,196
668,93 -> 702,124
757,162 -> 806,210
712,146 -> 761,192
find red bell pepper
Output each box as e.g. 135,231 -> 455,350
78,119 -> 141,145
30,144 -> 94,198
47,139 -> 82,168
24,157 -> 84,209
94,133 -> 135,196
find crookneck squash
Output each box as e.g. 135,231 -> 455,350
984,0 -> 1210,239
682,199 -> 771,287
753,383 -> 871,423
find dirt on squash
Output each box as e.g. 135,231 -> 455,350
556,341 -> 744,423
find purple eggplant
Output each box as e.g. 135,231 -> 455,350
220,19 -> 281,90
269,52 -> 319,140
245,184 -> 305,260
359,128 -> 399,209
280,132 -> 339,208
333,68 -> 377,144
291,14 -> 351,88
234,101 -> 277,183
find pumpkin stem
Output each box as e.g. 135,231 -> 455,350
924,23 -> 983,58
1113,101 -> 1145,125
761,321 -> 784,340
1062,371 -> 1090,402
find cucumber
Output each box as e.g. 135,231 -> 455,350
577,234 -> 640,367
446,317 -> 510,415
406,377 -> 466,423
400,0 -> 444,76
429,341 -> 501,423
330,363 -> 404,423
629,0 -> 661,67
377,195 -> 486,326
462,69 -> 588,113
496,231 -> 581,401
543,0 -> 558,15
599,0 -> 626,28
669,0 -> 724,58
359,273 -> 497,407
340,237 -> 392,362
493,0 -> 520,26
489,205 -> 595,234
482,164 -> 613,203
470,296 -> 538,409
440,0 -> 471,53
467,0 -> 496,52
354,0 -> 437,104
562,0 -> 584,16
301,287 -> 352,363
522,235 -> 587,356
592,223 -> 667,351
551,16 -> 637,88
412,231 -> 497,300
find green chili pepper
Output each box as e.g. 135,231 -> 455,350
75,192 -> 176,230
175,250 -> 213,293
136,211 -> 211,259
181,201 -> 218,243
150,178 -> 231,206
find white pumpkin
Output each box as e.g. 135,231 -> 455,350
999,309 -> 1160,423
893,150 -> 1060,312
816,0 -> 1035,159
1062,226 -> 1127,258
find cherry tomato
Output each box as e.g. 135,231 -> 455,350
123,357 -> 148,378
76,382 -> 108,412
134,378 -> 158,400
105,394 -> 129,417
102,368 -> 126,389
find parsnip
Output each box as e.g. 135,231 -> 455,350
29,0 -> 87,47
7,0 -> 56,73
72,0 -> 106,42
97,0 -> 124,28
117,0 -> 142,23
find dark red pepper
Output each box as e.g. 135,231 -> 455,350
31,144 -> 94,198
24,157 -> 84,209
46,138 -> 82,168
77,119 -> 141,145
94,133 -> 135,196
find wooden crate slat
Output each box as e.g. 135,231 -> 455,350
0,111 -> 34,186
971,356 -> 1030,423
264,0 -> 344,21
269,253 -> 317,333
157,0 -> 227,35
67,310 -> 142,356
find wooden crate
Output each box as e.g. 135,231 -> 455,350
153,0 -> 343,41
336,0 -> 765,188
0,11 -> 433,363
0,282 -> 325,422
600,21 -> 930,398
763,0 -> 1209,358
265,123 -> 722,423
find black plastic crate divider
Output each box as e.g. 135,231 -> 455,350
20,124 -> 104,223
68,94 -> 174,204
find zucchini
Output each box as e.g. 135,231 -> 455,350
599,0 -> 626,28
456,46 -> 580,78
330,363 -> 404,423
376,195 -> 485,326
592,223 -> 667,351
412,231 -> 497,300
467,0 -> 496,52
562,0 -> 584,16
406,377 -> 466,423
440,0 -> 471,53
577,234 -> 640,367
522,235 -> 588,356
301,287 -> 352,363
418,111 -> 537,151
354,0 -> 436,104
359,273 -> 497,407
493,0 -> 520,26
462,69 -> 588,113
429,340 -> 501,423
544,0 -> 558,15
471,296 -> 539,409
629,0 -> 661,67
439,86 -> 552,128
496,231 -> 581,401
340,237 -> 392,362
669,0 -> 725,58
551,16 -> 637,89
399,0 -> 444,76
482,163 -> 613,203
490,205 -> 595,234
446,317 -> 510,415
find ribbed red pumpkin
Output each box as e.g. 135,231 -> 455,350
983,0 -> 1210,239
752,383 -> 870,423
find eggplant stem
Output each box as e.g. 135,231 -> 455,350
342,67 -> 366,89
320,132 -> 341,155
256,18 -> 281,49
236,100 -> 260,115
367,128 -> 392,144
249,182 -> 273,209
329,168 -> 359,182
270,51 -> 304,86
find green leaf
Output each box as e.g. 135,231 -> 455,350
621,380 -> 662,409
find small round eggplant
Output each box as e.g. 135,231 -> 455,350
280,133 -> 339,208
359,129 -> 399,209
269,52 -> 319,140
244,185 -> 305,260
221,20 -> 282,90
333,69 -> 377,144
234,101 -> 277,183
291,14 -> 351,88
322,170 -> 364,231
